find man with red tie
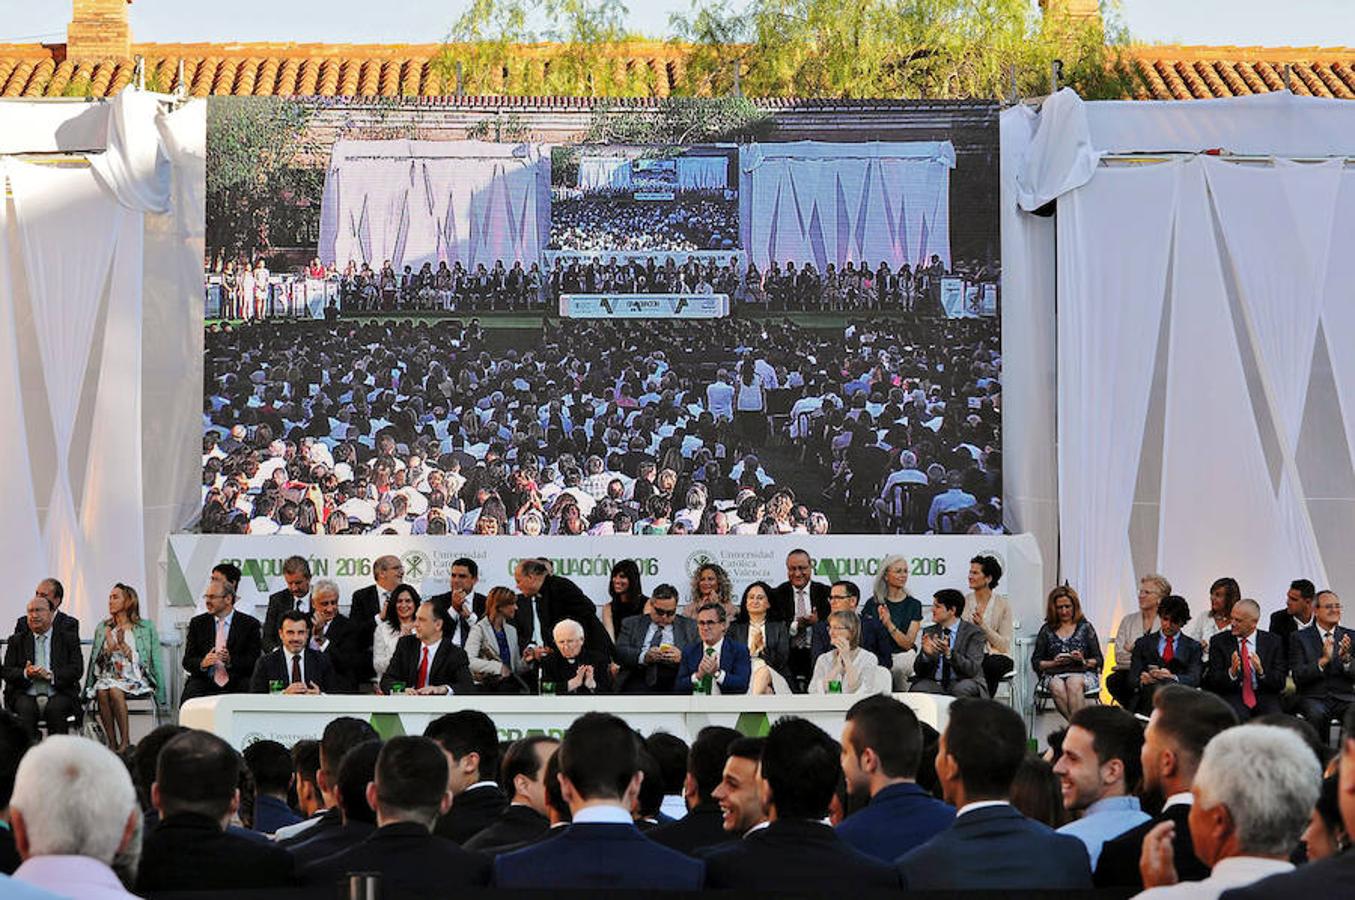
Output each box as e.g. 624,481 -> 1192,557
1204,598 -> 1285,720
380,600 -> 476,696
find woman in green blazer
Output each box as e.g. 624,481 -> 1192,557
84,583 -> 165,751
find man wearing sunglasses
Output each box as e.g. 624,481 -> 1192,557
614,584 -> 698,694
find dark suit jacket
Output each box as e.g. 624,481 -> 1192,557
302,821 -> 492,890
0,820 -> 19,874
310,612 -> 363,693
276,807 -> 341,849
1205,629 -> 1286,717
287,821 -> 376,868
1267,609 -> 1311,649
137,811 -> 295,893
427,590 -> 488,643
912,619 -> 987,687
494,821 -> 704,889
812,616 -> 894,669
539,648 -> 615,694
614,613 -> 699,693
834,782 -> 956,863
348,584 -> 383,681
434,783 -> 510,844
1130,631 -> 1205,689
770,580 -> 831,626
675,639 -> 752,694
1290,625 -> 1355,701
11,610 -> 78,638
1095,800 -> 1206,888
512,575 -> 606,652
1220,843 -> 1355,900
464,804 -> 550,854
252,794 -> 302,835
648,802 -> 732,856
261,588 -> 312,654
897,804 -> 1092,890
181,610 -> 263,695
1,626 -> 83,708
248,647 -> 337,694
704,818 -> 899,890
728,620 -> 794,684
379,634 -> 476,695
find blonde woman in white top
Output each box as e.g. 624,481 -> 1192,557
1186,577 -> 1240,662
808,611 -> 879,694
963,554 -> 1014,697
1106,574 -> 1169,707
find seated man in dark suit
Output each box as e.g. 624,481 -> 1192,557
426,556 -> 489,645
675,603 -> 751,695
249,610 -> 336,694
180,580 -> 262,703
379,600 -> 476,696
1290,590 -> 1355,743
649,726 -> 742,855
10,579 -> 78,638
2,595 -> 83,740
425,710 -> 508,844
301,736 -> 492,891
704,717 -> 899,890
1205,599 -> 1286,721
494,712 -> 705,889
288,739 -> 380,867
897,699 -> 1092,890
614,584 -> 698,693
307,579 -> 363,693
910,589 -> 988,698
811,580 -> 893,669
836,695 -> 954,862
1128,594 -> 1205,715
770,549 -> 832,689
136,730 -> 295,893
465,736 -> 560,854
261,555 -> 314,654
1268,578 -> 1317,647
539,619 -> 614,694
1095,686 -> 1238,888
242,740 -> 302,835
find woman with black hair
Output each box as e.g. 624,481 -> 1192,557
963,554 -> 1014,698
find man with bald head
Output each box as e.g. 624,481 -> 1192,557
349,555 -> 405,684
1204,599 -> 1285,721
11,580 -> 78,639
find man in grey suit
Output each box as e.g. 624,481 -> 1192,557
910,589 -> 987,698
615,584 -> 698,694
1291,590 -> 1355,743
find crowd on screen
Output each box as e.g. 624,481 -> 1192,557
199,315 -> 1000,536
549,194 -> 739,253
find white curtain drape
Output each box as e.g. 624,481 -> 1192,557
578,156 -> 632,191
676,156 -> 727,191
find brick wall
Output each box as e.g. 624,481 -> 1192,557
67,0 -> 131,60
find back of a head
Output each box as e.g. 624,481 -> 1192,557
689,726 -> 742,803
292,739 -> 321,793
12,735 -> 137,864
543,749 -> 571,824
0,711 -> 33,812
945,699 -> 1026,800
1152,685 -> 1238,768
1009,753 -> 1065,829
1069,706 -> 1145,792
337,740 -> 382,825
130,724 -> 189,813
321,717 -> 379,782
845,695 -> 922,780
1193,724 -> 1321,857
242,740 -> 294,797
375,736 -> 448,825
156,730 -> 240,821
559,712 -> 638,803
645,732 -> 690,796
761,717 -> 840,820
636,751 -> 666,818
425,710 -> 500,783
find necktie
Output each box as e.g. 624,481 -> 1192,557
416,646 -> 430,690
290,653 -> 302,684
1240,637 -> 1256,709
648,625 -> 665,649
34,634 -> 50,696
1162,635 -> 1174,663
213,618 -> 229,686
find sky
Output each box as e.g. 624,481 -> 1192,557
1,0 -> 1353,47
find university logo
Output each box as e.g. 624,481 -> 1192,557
685,550 -> 716,577
401,550 -> 431,582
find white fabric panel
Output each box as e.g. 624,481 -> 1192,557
0,99 -> 110,154
90,89 -> 172,214
676,156 -> 727,191
578,156 -> 632,191
1321,171 -> 1355,489
1056,161 -> 1179,634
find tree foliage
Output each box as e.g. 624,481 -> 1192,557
586,96 -> 775,143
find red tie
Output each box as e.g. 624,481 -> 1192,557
1162,635 -> 1174,663
416,646 -> 430,690
1240,638 -> 1256,709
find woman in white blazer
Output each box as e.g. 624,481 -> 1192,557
464,586 -> 528,693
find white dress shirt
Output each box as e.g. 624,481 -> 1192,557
1133,856 -> 1294,899
15,855 -> 138,900
572,804 -> 634,825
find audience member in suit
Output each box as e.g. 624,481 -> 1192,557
260,555 -> 314,654
1137,724 -> 1319,898
633,750 -> 666,830
770,549 -> 832,689
614,584 -> 698,693
465,736 -> 560,854
287,739 -> 380,867
513,559 -> 612,664
301,736 -> 492,890
248,610 -> 336,694
494,712 -> 704,889
378,600 -> 476,696
703,717 -> 899,890
1053,706 -> 1149,870
1290,590 -> 1355,743
180,580 -> 262,703
306,579 -> 362,693
730,581 -> 795,694
835,695 -> 955,862
136,730 -> 295,893
347,554 -> 407,683
910,588 -> 989,697
811,580 -> 893,670
426,557 -> 490,645
465,587 -> 530,693
425,710 -> 509,844
675,603 -> 751,695
710,737 -> 768,839
897,699 -> 1093,890
276,718 -> 377,847
2,596 -> 83,740
242,740 -> 302,835
1268,578 -> 1317,649
1095,686 -> 1239,888
539,619 -> 614,694
10,579 -> 78,639
0,711 -> 31,874
1205,599 -> 1286,720
1129,595 -> 1205,715
650,726 -> 742,855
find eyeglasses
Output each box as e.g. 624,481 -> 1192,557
652,608 -> 678,618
